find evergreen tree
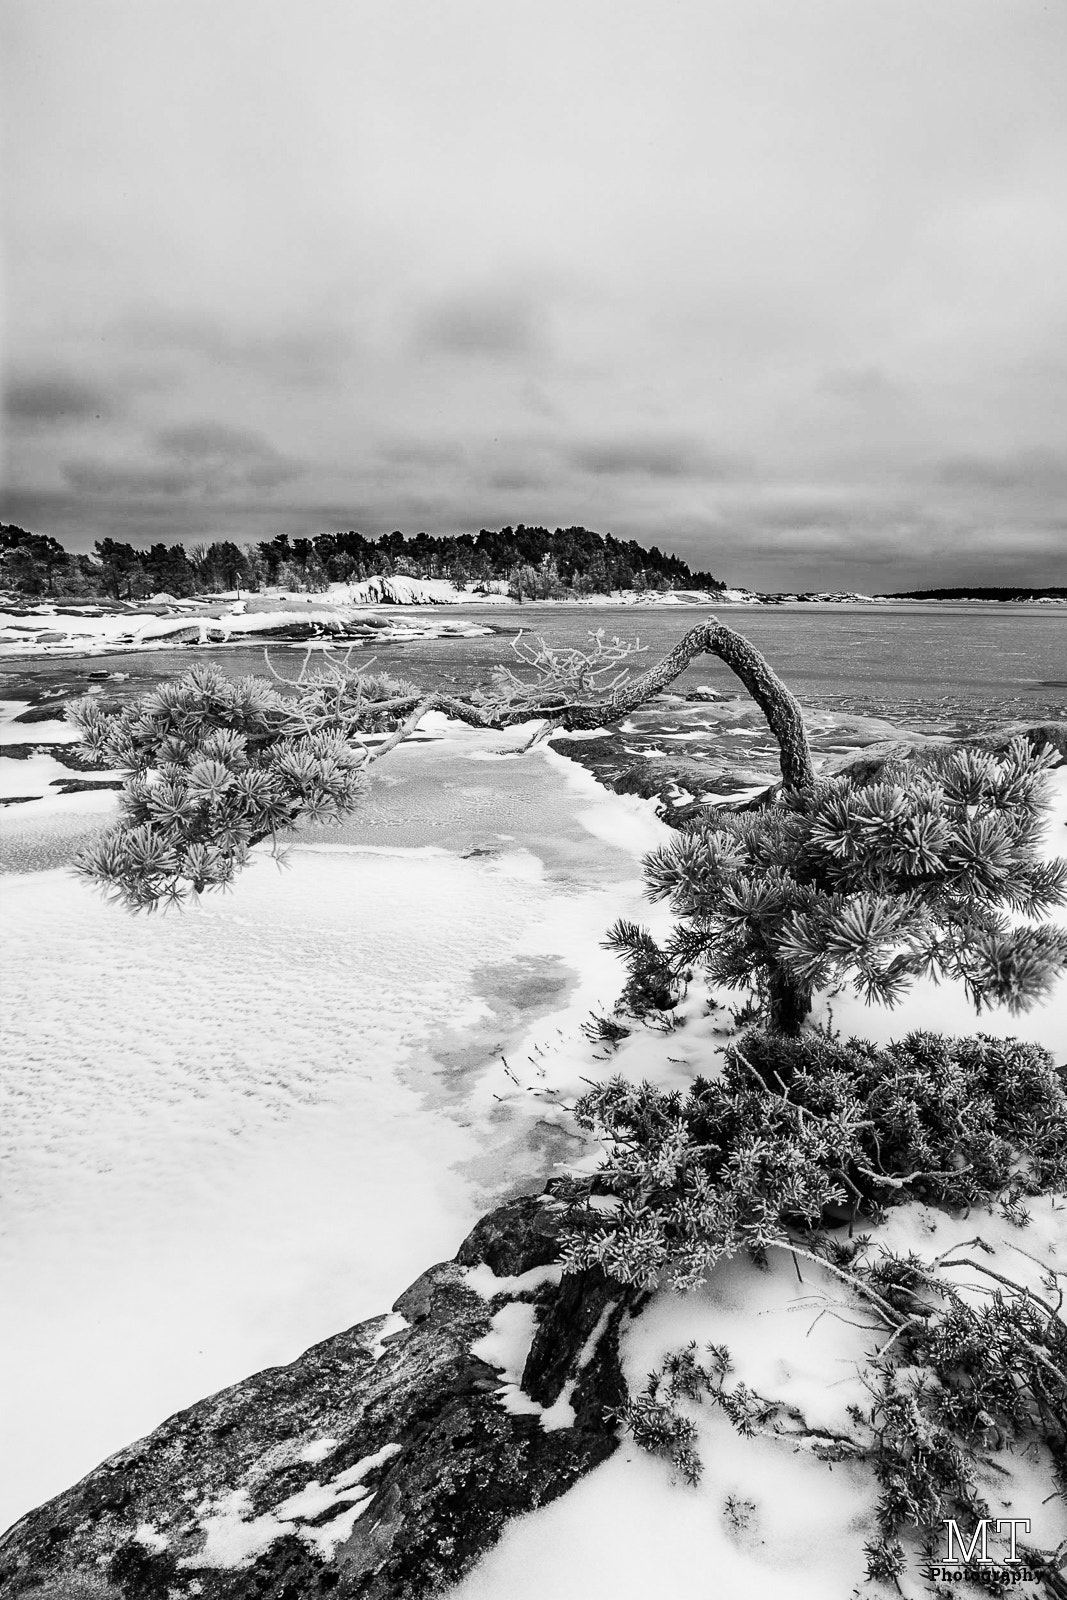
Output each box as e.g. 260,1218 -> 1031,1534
507,561 -> 540,603
0,521 -> 726,598
69,620 -> 806,912
94,539 -> 149,600
0,526 -> 71,595
68,618 -> 1067,1037
611,739 -> 1067,1032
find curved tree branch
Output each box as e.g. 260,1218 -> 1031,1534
71,618 -> 815,911
363,619 -> 814,792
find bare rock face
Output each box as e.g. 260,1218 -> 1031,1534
825,719 -> 1067,787
0,1193 -> 634,1600
551,704 -> 1067,826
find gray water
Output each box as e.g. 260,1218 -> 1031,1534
2,603 -> 1063,723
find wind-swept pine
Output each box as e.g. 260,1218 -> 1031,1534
68,620 -> 815,910
69,663 -> 418,909
611,737 -> 1067,1031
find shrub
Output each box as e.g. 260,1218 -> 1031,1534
614,1342 -> 774,1486
559,1029 -> 1067,1292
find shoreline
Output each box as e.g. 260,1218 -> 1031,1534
3,585 -> 1065,661
4,683 -> 1067,1575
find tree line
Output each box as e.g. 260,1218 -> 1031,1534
881,586 -> 1067,601
0,522 -> 725,602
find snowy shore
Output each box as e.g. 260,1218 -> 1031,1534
11,579 -> 1063,661
0,579 -> 719,659
3,694 -> 1067,1593
0,713 -> 670,1532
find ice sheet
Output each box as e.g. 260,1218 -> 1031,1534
0,732 -> 665,1532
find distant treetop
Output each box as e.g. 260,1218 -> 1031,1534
879,586 -> 1067,601
0,522 -> 725,601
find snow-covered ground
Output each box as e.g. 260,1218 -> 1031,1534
0,580 -> 741,656
451,1203 -> 1067,1600
0,595 -> 497,656
0,718 -> 670,1532
4,696 -> 1066,1591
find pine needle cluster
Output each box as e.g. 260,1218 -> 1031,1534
621,1265 -> 1067,1586
609,737 -> 1067,1030
559,1029 -> 1067,1292
852,1245 -> 1067,1581
68,663 -> 418,909
614,1342 -> 773,1486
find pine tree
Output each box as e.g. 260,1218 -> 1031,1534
71,619 -> 1066,1041
610,738 -> 1067,1032
68,664 -> 412,909
68,620 -> 812,910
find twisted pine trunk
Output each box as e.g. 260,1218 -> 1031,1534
411,617 -> 817,1033
767,969 -> 814,1036
556,620 -> 815,792
378,619 -> 816,794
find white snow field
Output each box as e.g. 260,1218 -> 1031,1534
4,709 -> 1067,1594
0,720 -> 669,1531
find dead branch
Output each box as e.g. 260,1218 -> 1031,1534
306,618 -> 815,791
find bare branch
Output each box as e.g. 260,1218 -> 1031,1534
303,618 -> 814,790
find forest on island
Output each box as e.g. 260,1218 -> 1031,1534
0,522 -> 725,602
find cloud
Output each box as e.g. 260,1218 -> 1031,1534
375,438 -> 467,469
412,290 -> 545,360
62,421 -> 301,502
155,421 -> 297,488
114,312 -> 353,388
814,367 -> 905,405
63,462 -> 195,499
931,449 -> 1067,495
5,4 -> 1066,593
483,465 -> 551,493
3,375 -> 112,425
569,435 -> 745,481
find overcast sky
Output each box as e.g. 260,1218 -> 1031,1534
2,0 -> 1065,590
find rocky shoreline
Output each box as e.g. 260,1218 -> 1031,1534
550,689 -> 1067,821
0,1192 -> 636,1600
3,583 -> 1065,663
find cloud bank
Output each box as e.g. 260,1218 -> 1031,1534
2,0 -> 1065,590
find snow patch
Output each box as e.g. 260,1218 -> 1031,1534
468,1279 -> 616,1433
463,1262 -> 563,1300
369,1311 -> 409,1359
297,1437 -> 340,1465
133,1521 -> 168,1551
183,1443 -> 402,1569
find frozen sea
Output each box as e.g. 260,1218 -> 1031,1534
3,599 -> 1066,726
0,716 -> 669,1531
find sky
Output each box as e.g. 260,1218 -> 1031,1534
1,0 -> 1065,592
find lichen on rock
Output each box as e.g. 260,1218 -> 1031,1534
0,1191 -> 635,1600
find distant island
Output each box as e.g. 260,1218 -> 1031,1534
2,522 -> 1062,610
878,585 -> 1067,602
0,522 -> 725,602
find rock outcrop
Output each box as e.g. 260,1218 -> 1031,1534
550,699 -> 1067,825
0,1192 -> 635,1600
